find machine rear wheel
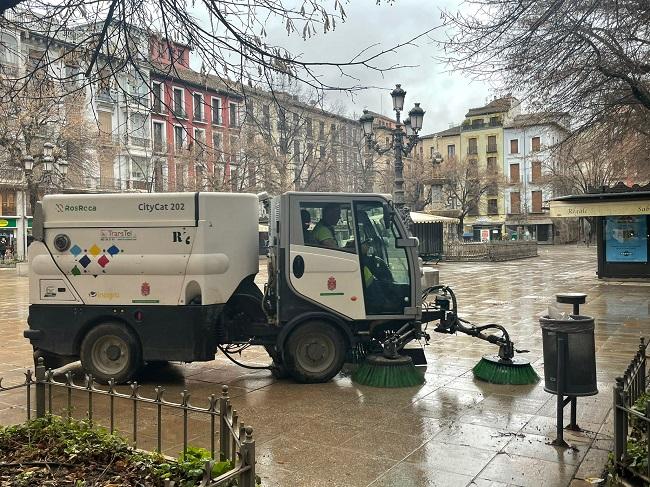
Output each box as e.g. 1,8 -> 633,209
285,321 -> 346,383
80,323 -> 142,384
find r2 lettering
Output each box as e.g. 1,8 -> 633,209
172,230 -> 191,245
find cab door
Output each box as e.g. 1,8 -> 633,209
354,201 -> 417,318
286,194 -> 366,320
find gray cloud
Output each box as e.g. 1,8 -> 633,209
261,0 -> 492,134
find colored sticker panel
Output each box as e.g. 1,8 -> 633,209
71,265 -> 81,276
89,244 -> 102,256
107,245 -> 120,256
97,255 -> 110,268
78,255 -> 91,268
69,245 -> 82,256
605,216 -> 648,263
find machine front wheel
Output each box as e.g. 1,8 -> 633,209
80,323 -> 142,384
285,321 -> 346,383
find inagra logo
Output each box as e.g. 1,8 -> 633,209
141,282 -> 150,296
327,276 -> 336,291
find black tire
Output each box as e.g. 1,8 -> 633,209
284,321 -> 346,383
80,323 -> 142,384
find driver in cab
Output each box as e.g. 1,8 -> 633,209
312,204 -> 341,248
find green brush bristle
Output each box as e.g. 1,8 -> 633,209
473,356 -> 540,385
352,355 -> 425,388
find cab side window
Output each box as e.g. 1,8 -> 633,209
299,203 -> 356,253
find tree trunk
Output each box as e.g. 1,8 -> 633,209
457,215 -> 465,240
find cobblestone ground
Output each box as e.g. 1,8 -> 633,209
1,245 -> 648,487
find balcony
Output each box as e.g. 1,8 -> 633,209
173,108 -> 187,119
96,90 -> 117,104
122,93 -> 149,107
151,101 -> 166,114
193,113 -> 206,123
127,136 -> 151,148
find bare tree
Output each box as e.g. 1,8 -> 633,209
442,0 -> 650,139
547,124 -> 650,196
1,1 -> 433,111
0,71 -> 97,211
439,155 -> 502,236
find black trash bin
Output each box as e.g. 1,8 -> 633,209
540,315 -> 598,397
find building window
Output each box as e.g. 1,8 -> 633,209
487,135 -> 497,153
153,121 -> 165,152
319,145 -> 326,159
0,189 -> 16,215
305,118 -> 312,138
489,116 -> 499,126
229,103 -> 238,126
193,93 -> 203,121
194,128 -> 205,154
173,88 -> 185,118
468,200 -> 479,216
532,191 -> 543,213
471,118 -> 483,129
98,111 -> 112,140
531,160 -> 542,183
331,123 -> 338,142
152,82 -> 163,113
487,157 -> 497,175
174,126 -> 185,152
447,144 -> 455,158
319,121 -> 325,140
487,198 -> 498,215
510,139 -> 519,154
212,98 -> 222,125
212,132 -> 223,161
468,138 -> 478,155
510,192 -> 520,214
532,136 -> 541,152
509,163 -> 520,183
293,140 -> 300,162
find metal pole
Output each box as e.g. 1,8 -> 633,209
553,333 -> 569,447
613,377 -> 626,464
393,110 -> 405,207
35,357 -> 45,418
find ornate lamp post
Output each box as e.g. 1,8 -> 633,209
359,84 -> 426,209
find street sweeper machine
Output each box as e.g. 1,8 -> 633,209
24,191 -> 537,386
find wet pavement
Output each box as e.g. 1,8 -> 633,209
1,245 -> 648,486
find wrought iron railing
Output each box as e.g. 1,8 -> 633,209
613,337 -> 650,483
0,359 -> 257,487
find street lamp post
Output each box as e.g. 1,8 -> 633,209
20,144 -> 68,259
359,84 -> 428,210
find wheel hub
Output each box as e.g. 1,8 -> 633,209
106,345 -> 122,361
305,341 -> 326,362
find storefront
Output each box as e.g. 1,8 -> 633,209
470,217 -> 504,242
0,217 -> 32,260
550,186 -> 650,279
504,219 -> 554,243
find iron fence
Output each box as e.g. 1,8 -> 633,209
444,240 -> 538,262
613,337 -> 650,483
0,359 -> 256,487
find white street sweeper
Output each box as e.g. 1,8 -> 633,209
25,191 -> 535,385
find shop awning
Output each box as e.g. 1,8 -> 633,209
410,212 -> 459,224
550,199 -> 650,218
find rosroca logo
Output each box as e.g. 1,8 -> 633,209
55,204 -> 65,212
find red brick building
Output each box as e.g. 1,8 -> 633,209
149,37 -> 243,191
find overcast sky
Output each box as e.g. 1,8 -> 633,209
261,0 -> 494,135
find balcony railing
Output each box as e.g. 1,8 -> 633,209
468,148 -> 478,155
96,90 -> 117,103
128,136 -> 151,148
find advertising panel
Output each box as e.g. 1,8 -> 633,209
604,216 -> 648,263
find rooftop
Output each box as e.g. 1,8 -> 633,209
505,112 -> 570,130
466,96 -> 518,117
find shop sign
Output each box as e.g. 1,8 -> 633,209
551,200 -> 650,218
0,218 -> 17,228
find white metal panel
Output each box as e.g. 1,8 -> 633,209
289,244 -> 366,320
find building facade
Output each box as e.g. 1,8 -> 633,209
503,114 -> 570,242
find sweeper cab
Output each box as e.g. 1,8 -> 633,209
25,191 -> 533,385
